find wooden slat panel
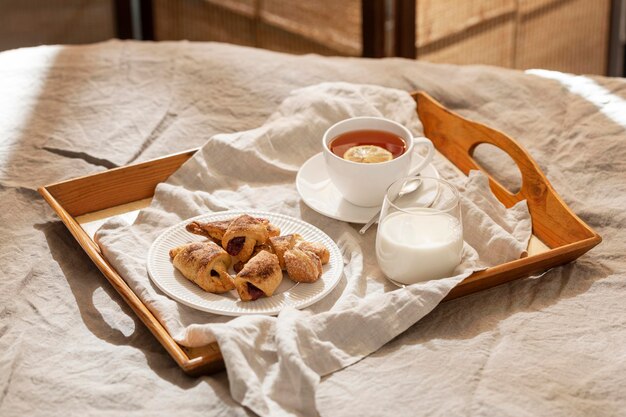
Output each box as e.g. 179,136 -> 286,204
259,0 -> 362,56
153,0 -> 366,56
409,0 -> 610,74
415,0 -> 516,47
516,0 -> 611,74
203,0 -> 256,16
257,22 -> 349,56
519,0 -> 571,15
153,0 -> 256,45
417,18 -> 515,67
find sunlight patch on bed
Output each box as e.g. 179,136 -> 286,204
527,69 -> 626,130
92,287 -> 136,337
0,46 -> 61,164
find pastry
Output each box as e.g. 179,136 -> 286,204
187,215 -> 279,263
180,213 -> 330,293
222,214 -> 271,262
186,216 -> 280,244
294,240 -> 330,265
253,243 -> 273,256
169,241 -> 234,293
284,248 -> 322,283
233,244 -> 274,273
234,251 -> 282,301
185,219 -> 232,246
259,219 -> 281,238
269,234 -> 302,269
233,261 -> 245,274
185,219 -> 230,245
267,224 -> 281,238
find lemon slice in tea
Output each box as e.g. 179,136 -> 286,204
343,145 -> 393,163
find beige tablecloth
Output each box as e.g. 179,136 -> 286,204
1,40 -> 625,417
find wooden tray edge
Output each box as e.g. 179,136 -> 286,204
413,91 -> 602,249
38,185 -> 223,375
38,91 -> 603,376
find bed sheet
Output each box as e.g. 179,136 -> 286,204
1,40 -> 624,417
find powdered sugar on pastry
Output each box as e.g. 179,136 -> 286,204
284,248 -> 322,283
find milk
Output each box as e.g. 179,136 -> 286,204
376,209 -> 463,284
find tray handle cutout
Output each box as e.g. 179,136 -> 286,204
413,91 -> 600,249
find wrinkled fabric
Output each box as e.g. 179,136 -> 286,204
95,82 -> 531,416
0,40 -> 624,417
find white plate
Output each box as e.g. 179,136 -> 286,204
296,152 -> 439,223
147,210 -> 343,316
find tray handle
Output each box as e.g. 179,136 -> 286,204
413,91 -> 600,249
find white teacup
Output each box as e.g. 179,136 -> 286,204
322,117 -> 435,207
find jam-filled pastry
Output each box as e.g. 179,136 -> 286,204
269,234 -> 302,270
234,251 -> 282,301
222,215 -> 270,263
186,217 -> 279,243
259,219 -> 281,238
233,261 -> 245,275
284,248 -> 322,283
253,243 -> 274,256
185,219 -> 231,245
169,241 -> 234,293
294,241 -> 330,265
233,244 -> 274,273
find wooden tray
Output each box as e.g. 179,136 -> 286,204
38,92 -> 601,376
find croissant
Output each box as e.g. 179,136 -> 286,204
284,248 -> 322,283
294,241 -> 330,265
169,241 -> 234,293
234,251 -> 282,301
269,234 -> 302,270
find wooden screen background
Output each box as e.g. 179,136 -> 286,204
0,0 -> 116,52
152,0 -> 376,57
402,0 -> 612,75
0,1 -> 614,75
154,0 -> 612,75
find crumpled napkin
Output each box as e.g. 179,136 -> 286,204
96,82 -> 531,417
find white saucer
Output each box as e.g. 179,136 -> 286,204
296,153 -> 439,224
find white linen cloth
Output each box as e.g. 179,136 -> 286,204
95,82 -> 531,417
